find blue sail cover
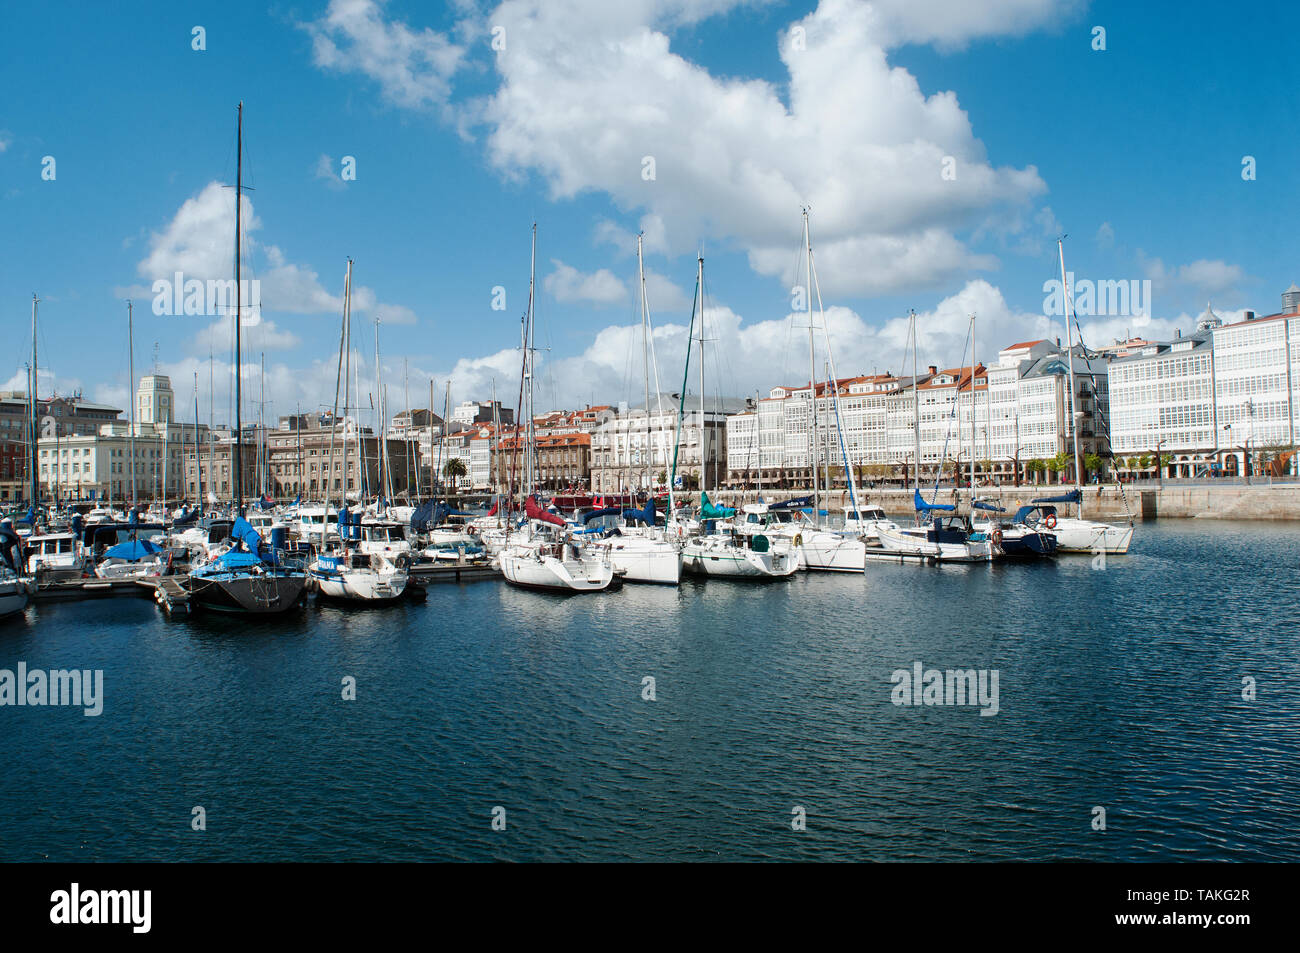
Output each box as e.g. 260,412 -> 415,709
621,498 -> 657,525
16,506 -> 35,525
102,539 -> 161,561
173,507 -> 199,526
1032,490 -> 1081,504
231,516 -> 263,552
698,492 -> 735,519
972,500 -> 1006,513
914,489 -> 956,512
769,496 -> 811,511
583,506 -> 622,523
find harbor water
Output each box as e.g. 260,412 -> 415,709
2,520 -> 1298,861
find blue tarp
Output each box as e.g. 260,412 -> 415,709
770,496 -> 811,511
914,489 -> 956,512
1032,490 -> 1081,504
102,539 -> 162,561
621,499 -> 657,525
582,506 -> 622,523
973,500 -> 1006,513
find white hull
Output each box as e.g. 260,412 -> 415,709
798,532 -> 867,572
499,548 -> 615,591
1049,518 -> 1134,554
872,526 -> 994,563
0,582 -> 30,619
95,558 -> 166,580
310,565 -> 409,601
682,539 -> 798,578
594,538 -> 682,584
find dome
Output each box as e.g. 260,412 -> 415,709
1196,302 -> 1221,332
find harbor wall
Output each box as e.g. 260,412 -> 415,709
708,484 -> 1300,521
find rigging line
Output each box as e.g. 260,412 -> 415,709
929,318 -> 974,501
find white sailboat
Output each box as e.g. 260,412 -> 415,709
499,225 -> 617,593
1047,238 -> 1135,554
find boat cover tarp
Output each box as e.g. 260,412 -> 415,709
526,495 -> 566,527
173,507 -> 199,526
1014,505 -> 1057,524
1032,490 -> 1081,504
582,506 -> 622,524
914,489 -> 956,512
102,539 -> 162,561
972,500 -> 1006,513
698,492 -> 735,519
769,496 -> 811,511
621,499 -> 656,525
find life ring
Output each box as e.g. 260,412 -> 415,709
1044,513 -> 1057,530
992,529 -> 1003,546
793,533 -> 803,548
467,525 -> 479,537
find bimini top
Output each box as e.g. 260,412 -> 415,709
914,489 -> 956,512
1032,490 -> 1081,504
769,496 -> 811,511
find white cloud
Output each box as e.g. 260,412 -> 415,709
473,0 -> 1049,297
132,181 -> 418,325
544,260 -> 628,304
302,0 -> 466,110
1096,221 -> 1115,249
0,130 -> 12,153
314,153 -> 345,190
1140,254 -> 1248,305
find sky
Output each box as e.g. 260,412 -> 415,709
1,0 -> 1296,426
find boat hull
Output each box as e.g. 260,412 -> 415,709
1049,519 -> 1134,554
187,572 -> 308,614
499,549 -> 616,592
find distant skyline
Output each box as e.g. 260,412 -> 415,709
2,0 -> 1296,425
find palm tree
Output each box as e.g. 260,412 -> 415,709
442,457 -> 467,490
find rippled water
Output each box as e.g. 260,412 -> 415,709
2,520 -> 1299,861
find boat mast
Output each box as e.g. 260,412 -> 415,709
127,299 -> 136,509
30,297 -> 40,510
526,223 -> 537,499
696,255 -> 706,496
404,358 -> 413,501
1057,237 -> 1084,512
911,310 -> 920,491
325,259 -> 351,547
233,100 -> 244,517
638,233 -> 652,492
803,208 -> 821,520
194,371 -> 202,506
970,313 -> 976,496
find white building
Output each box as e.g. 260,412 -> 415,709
590,395 -> 746,492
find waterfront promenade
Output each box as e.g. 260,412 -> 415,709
711,480 -> 1300,521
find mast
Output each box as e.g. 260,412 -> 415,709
429,378 -> 435,497
404,358 -> 413,501
804,209 -> 820,517
1058,237 -> 1085,509
638,233 -> 652,492
970,313 -> 976,496
30,295 -> 38,509
696,255 -> 706,496
526,223 -> 537,498
194,372 -> 202,506
127,299 -> 136,508
325,259 -> 352,547
233,100 -> 245,517
911,309 -> 920,492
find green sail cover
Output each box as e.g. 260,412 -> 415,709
698,492 -> 735,520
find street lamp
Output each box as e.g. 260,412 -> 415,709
1155,439 -> 1165,489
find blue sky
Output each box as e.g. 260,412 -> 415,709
1,0 -> 1296,424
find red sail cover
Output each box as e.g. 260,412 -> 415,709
487,500 -> 499,517
525,496 -> 566,527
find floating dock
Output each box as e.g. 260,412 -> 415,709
32,576 -> 156,601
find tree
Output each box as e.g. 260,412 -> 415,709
1048,452 -> 1072,481
1024,459 -> 1045,483
442,458 -> 467,485
1084,452 -> 1105,480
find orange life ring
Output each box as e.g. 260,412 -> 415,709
992,529 -> 1003,545
1044,513 -> 1057,530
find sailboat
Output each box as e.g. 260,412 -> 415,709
498,225 -> 618,593
585,234 -> 683,585
1037,238 -> 1135,554
0,520 -> 33,619
306,260 -> 411,603
187,102 -> 308,615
